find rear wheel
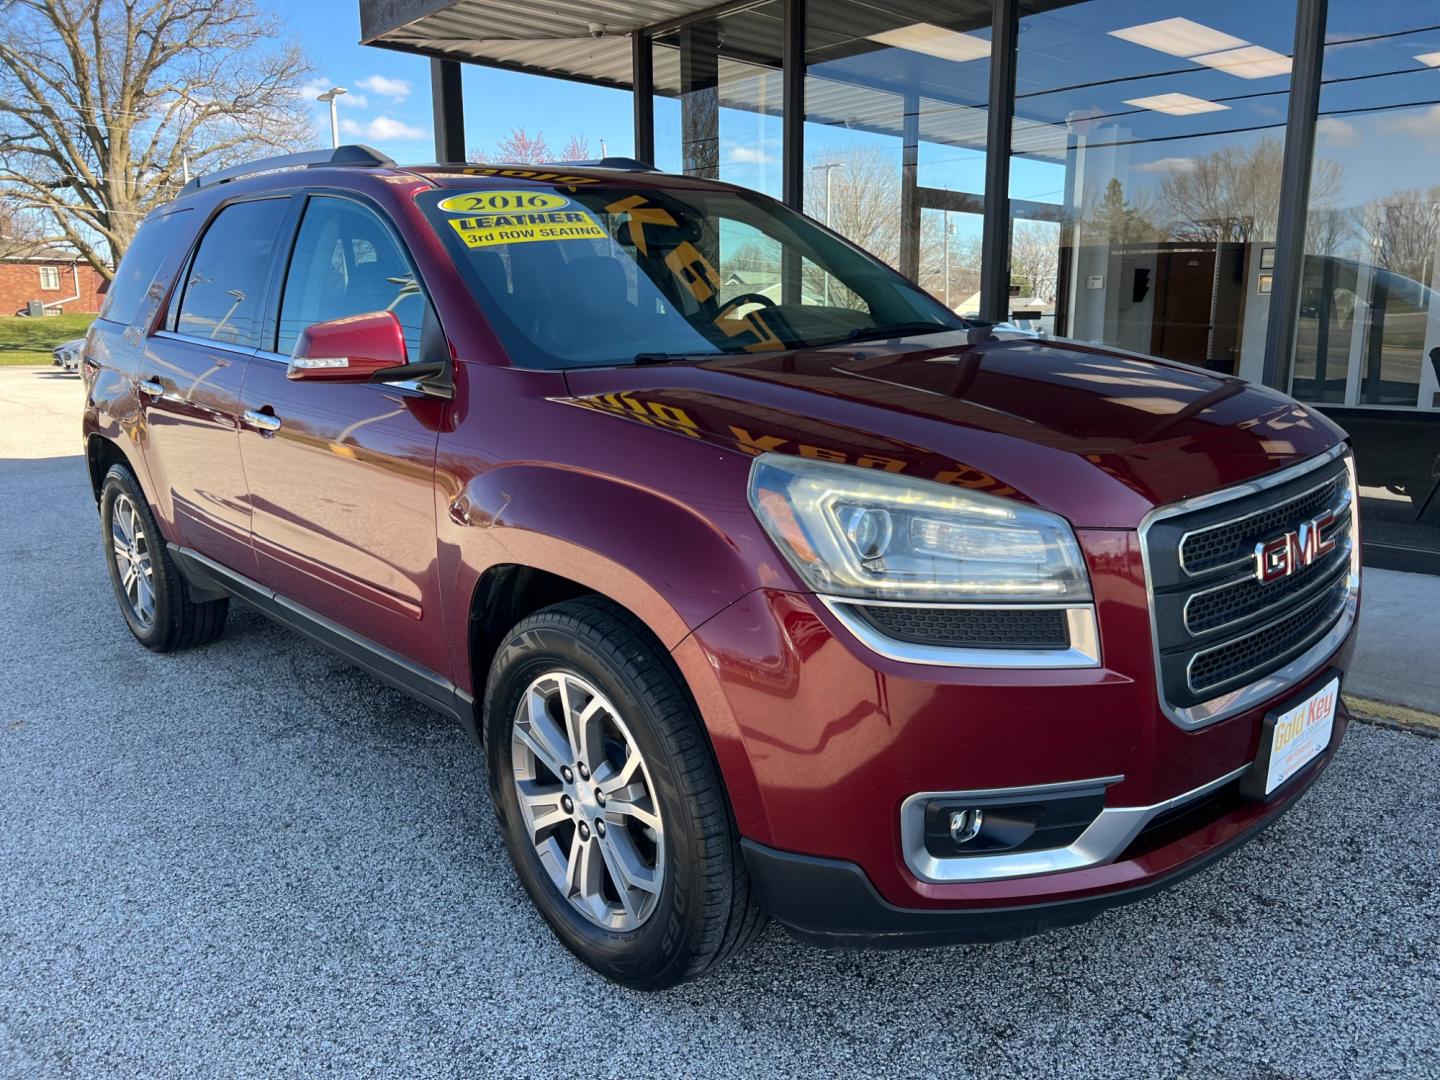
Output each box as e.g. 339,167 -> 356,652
485,596 -> 765,989
100,464 -> 228,651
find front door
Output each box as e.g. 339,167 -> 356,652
140,196 -> 293,576
237,194 -> 450,675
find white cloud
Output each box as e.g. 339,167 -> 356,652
1381,104 -> 1440,147
1316,117 -> 1360,145
339,115 -> 429,142
726,144 -> 775,165
298,79 -> 367,107
356,74 -> 412,100
1134,156 -> 1197,173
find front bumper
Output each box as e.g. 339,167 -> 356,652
739,713 -> 1345,946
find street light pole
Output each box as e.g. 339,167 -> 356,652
316,87 -> 347,149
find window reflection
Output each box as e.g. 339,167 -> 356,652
803,0 -> 992,298
1009,1 -> 1298,370
1293,0 -> 1440,568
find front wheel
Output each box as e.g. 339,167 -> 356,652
485,596 -> 765,989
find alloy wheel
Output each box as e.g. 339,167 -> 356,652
110,493 -> 156,626
510,671 -> 665,931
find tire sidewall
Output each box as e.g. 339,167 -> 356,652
486,619 -> 708,987
100,467 -> 170,647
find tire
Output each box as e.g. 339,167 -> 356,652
485,595 -> 765,989
99,463 -> 229,652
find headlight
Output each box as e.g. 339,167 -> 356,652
748,454 -> 1091,603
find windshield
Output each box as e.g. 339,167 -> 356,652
417,178 -> 965,369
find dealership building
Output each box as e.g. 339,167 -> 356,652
360,0 -> 1440,573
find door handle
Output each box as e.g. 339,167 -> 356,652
242,408 -> 282,434
138,379 -> 165,399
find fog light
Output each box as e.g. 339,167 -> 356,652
949,807 -> 984,844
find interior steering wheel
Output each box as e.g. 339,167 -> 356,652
720,292 -> 778,312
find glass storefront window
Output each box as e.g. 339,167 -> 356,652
804,0 -> 992,302
1294,1 -> 1440,570
652,4 -> 784,198
1009,1 -> 1297,371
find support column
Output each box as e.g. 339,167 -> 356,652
979,0 -> 1018,324
632,32 -> 654,164
430,58 -> 465,163
1261,0 -> 1328,390
782,0 -> 805,210
899,92 -> 920,282
781,0 -> 806,303
679,22 -> 720,179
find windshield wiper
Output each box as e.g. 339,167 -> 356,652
631,350 -> 729,365
844,322 -> 962,344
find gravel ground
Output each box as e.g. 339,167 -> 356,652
2,368 -> 1438,1079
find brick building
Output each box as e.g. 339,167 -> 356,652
0,255 -> 107,315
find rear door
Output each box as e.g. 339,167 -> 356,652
237,193 -> 450,674
141,196 -> 293,575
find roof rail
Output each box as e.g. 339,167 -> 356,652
541,157 -> 657,172
182,144 -> 396,193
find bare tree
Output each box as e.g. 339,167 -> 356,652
481,126 -> 552,164
1158,136 -> 1342,244
559,134 -> 590,161
1306,206 -> 1358,259
1009,221 -> 1059,304
0,0 -> 313,278
1363,187 -> 1440,283
0,194 -> 46,259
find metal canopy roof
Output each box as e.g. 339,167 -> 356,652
360,0 -> 726,87
359,0 -> 1067,160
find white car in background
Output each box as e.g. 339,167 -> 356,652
51,337 -> 85,372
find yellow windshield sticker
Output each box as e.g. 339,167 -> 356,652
446,207 -> 608,248
437,190 -> 572,214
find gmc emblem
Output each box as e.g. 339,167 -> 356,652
1254,512 -> 1336,583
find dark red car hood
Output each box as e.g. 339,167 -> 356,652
562,331 -> 1347,529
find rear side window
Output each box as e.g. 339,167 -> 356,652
276,197 -> 425,358
175,198 -> 290,348
101,209 -> 190,326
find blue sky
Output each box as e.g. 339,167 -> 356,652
283,1 -> 634,162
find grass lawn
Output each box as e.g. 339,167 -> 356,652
0,313 -> 97,365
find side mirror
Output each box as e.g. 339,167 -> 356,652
287,311 -> 409,382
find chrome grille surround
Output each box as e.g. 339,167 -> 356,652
1138,444 -> 1360,730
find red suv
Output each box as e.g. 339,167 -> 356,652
83,147 -> 1360,989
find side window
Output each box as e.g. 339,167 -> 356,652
102,209 -> 190,326
176,198 -> 290,348
277,197 -> 425,358
39,266 -> 61,291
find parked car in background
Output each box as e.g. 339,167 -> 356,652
52,337 -> 85,372
82,147 -> 1360,989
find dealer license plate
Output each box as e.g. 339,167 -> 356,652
1260,676 -> 1339,796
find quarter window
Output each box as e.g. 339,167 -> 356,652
277,197 -> 425,359
102,210 -> 190,326
176,198 -> 290,349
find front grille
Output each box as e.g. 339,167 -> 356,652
1183,509 -> 1350,636
1187,573 -> 1349,695
1145,454 -> 1354,713
1180,474 -> 1343,575
849,604 -> 1069,649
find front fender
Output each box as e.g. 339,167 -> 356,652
441,460 -> 785,667
438,460 -> 780,840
